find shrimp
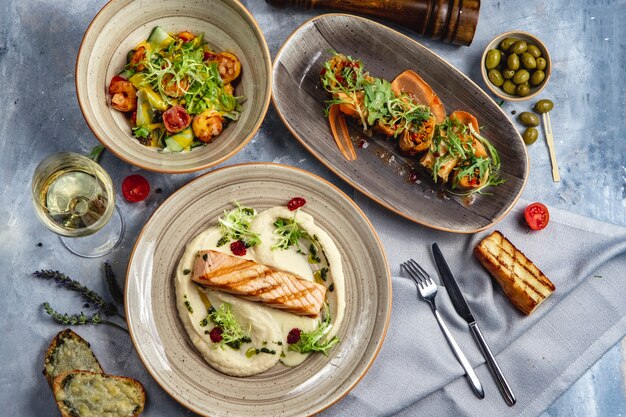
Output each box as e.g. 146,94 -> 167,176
192,110 -> 224,143
129,46 -> 147,71
215,52 -> 241,84
398,116 -> 436,156
109,80 -> 137,112
161,73 -> 190,98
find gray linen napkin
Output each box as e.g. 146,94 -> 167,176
321,195 -> 626,417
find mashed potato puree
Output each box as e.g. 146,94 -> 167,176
175,206 -> 345,377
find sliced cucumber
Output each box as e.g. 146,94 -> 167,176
148,26 -> 174,51
165,128 -> 194,152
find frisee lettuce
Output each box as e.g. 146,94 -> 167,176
206,303 -> 251,350
288,307 -> 340,356
216,202 -> 261,248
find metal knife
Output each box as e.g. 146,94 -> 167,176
432,243 -> 516,406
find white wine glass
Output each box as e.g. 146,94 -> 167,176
31,152 -> 124,258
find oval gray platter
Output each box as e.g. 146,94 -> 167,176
272,14 -> 529,233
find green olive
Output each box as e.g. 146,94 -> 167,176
521,52 -> 537,69
536,57 -> 547,70
488,69 -> 504,86
510,40 -> 528,55
502,80 -> 517,95
507,53 -> 520,71
522,127 -> 539,144
516,84 -> 530,97
485,49 -> 501,69
533,99 -> 554,113
518,112 -> 540,127
502,68 -> 515,79
527,45 -> 542,58
512,69 -> 530,85
500,37 -> 517,51
531,70 -> 546,86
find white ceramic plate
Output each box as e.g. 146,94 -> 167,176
126,163 -> 391,416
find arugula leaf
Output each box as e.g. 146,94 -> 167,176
132,125 -> 151,139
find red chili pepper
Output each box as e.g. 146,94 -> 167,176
287,197 -> 306,211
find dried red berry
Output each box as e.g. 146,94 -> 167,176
122,174 -> 150,203
230,240 -> 247,256
209,327 -> 223,343
287,197 -> 306,211
203,51 -> 216,61
408,170 -> 419,183
287,328 -> 302,344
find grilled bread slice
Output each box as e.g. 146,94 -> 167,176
53,371 -> 145,417
193,249 -> 327,317
474,231 -> 555,315
43,329 -> 103,388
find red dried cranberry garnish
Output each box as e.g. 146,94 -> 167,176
209,327 -> 223,343
287,328 -> 302,344
203,51 -> 216,61
287,197 -> 306,211
230,240 -> 247,256
320,68 -> 327,76
408,170 -> 419,183
121,174 -> 150,203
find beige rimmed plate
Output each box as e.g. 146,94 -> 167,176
76,0 -> 271,173
272,14 -> 529,233
126,163 -> 391,416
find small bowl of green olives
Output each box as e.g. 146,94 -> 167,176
481,31 -> 552,101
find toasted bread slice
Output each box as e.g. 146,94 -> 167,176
53,371 -> 145,417
474,231 -> 555,315
43,329 -> 103,388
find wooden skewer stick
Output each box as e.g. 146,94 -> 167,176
543,112 -> 560,182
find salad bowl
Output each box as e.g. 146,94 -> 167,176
76,0 -> 271,173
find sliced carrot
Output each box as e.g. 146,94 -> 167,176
391,70 -> 446,123
328,104 -> 357,161
450,110 -> 480,133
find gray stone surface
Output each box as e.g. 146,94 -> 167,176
0,0 -> 623,416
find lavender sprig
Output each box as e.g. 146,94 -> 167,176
104,263 -> 124,306
43,302 -> 127,333
33,270 -> 119,317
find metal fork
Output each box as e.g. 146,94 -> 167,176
402,259 -> 485,399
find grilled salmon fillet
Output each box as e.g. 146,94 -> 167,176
192,250 -> 327,317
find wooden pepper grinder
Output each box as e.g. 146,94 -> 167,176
266,0 -> 480,46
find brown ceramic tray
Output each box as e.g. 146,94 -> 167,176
272,14 -> 529,233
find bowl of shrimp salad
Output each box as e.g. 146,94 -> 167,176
76,0 -> 271,173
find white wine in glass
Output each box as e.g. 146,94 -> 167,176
32,152 -> 124,257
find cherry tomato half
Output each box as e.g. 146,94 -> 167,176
524,202 -> 549,230
122,174 -> 150,203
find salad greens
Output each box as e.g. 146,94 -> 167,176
216,202 -> 261,248
204,303 -> 251,350
288,306 -> 340,356
111,27 -> 243,152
